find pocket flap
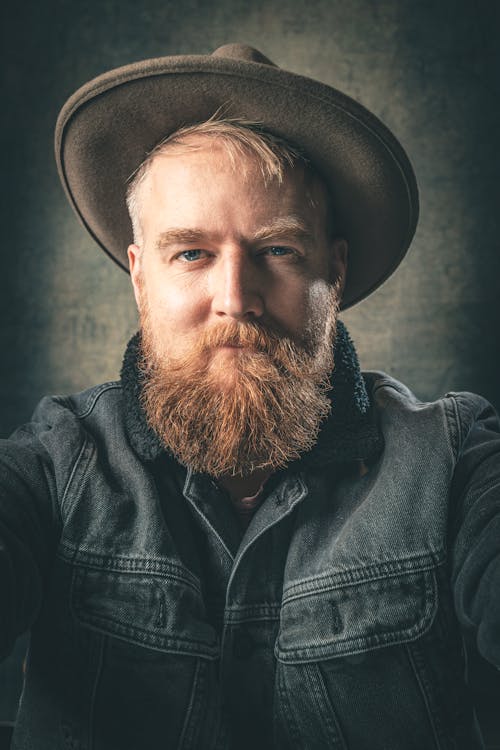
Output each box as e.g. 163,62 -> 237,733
276,567 -> 437,663
71,565 -> 219,659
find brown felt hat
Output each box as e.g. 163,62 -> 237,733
55,43 -> 419,309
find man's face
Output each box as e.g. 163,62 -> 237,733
128,139 -> 346,365
128,138 -> 347,477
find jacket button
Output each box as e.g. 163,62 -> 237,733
233,629 -> 255,659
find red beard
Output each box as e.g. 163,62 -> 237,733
138,285 -> 340,477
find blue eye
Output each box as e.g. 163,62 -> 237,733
179,249 -> 204,262
265,246 -> 293,256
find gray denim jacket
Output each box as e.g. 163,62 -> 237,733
1,327 -> 499,749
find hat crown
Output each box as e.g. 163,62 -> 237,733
211,43 -> 276,67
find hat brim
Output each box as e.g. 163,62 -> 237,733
55,53 -> 418,309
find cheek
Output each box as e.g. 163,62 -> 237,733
301,279 -> 338,335
261,277 -> 314,339
144,268 -> 208,324
284,279 -> 332,327
307,279 -> 335,308
141,281 -> 212,361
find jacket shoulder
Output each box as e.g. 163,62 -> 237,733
29,380 -> 122,423
363,371 -> 499,458
9,381 -> 124,463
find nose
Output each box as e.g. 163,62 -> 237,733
211,251 -> 265,320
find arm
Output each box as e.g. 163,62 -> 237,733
0,422 -> 62,660
449,393 -> 500,668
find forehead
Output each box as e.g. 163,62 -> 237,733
146,137 -> 311,189
140,139 -> 330,232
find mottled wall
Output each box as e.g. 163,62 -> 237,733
1,0 -> 499,723
2,0 -> 500,442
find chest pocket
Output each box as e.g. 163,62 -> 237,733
273,564 -> 442,750
71,561 -> 219,659
276,563 -> 438,663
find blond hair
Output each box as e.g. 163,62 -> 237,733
126,117 -> 316,245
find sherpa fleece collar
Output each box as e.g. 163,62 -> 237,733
120,320 -> 384,467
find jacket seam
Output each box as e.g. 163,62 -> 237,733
59,437 -> 91,518
371,378 -> 409,397
446,394 -> 463,458
277,600 -> 438,662
305,662 -> 348,747
462,475 -> 500,507
177,659 -> 203,750
57,544 -> 201,591
69,615 -> 219,657
68,563 -> 217,656
88,632 -> 105,750
282,553 -> 445,599
223,604 -> 281,621
438,397 -> 460,463
405,642 -> 444,749
76,381 -> 122,419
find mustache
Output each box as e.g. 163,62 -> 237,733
140,317 -> 320,381
198,319 -> 299,354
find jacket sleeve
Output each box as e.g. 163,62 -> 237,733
449,392 -> 500,669
0,418 -> 63,661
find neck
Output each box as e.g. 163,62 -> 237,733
217,468 -> 272,502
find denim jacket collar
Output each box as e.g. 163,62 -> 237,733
120,320 -> 384,468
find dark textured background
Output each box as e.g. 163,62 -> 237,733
1,0 -> 499,732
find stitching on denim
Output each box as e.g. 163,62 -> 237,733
276,666 -> 302,747
69,611 -> 219,658
225,612 -> 281,624
405,643 -> 444,750
276,619 -> 438,663
305,663 -> 348,748
282,553 -> 445,600
443,395 -> 461,460
177,659 -> 203,749
183,495 -> 234,563
274,474 -> 308,508
223,605 -> 281,623
226,482 -> 307,608
447,393 -> 477,450
277,569 -> 438,662
57,544 -> 201,592
88,632 -> 105,750
76,382 -> 122,419
59,437 -> 93,519
68,565 -> 218,657
371,377 -> 409,397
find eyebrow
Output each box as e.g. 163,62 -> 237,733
252,217 -> 315,243
155,217 -> 315,252
156,228 -> 206,250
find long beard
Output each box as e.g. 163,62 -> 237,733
138,286 -> 340,477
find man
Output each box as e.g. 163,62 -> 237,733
1,43 -> 498,749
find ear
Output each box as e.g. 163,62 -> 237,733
330,238 -> 348,296
127,244 -> 143,308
